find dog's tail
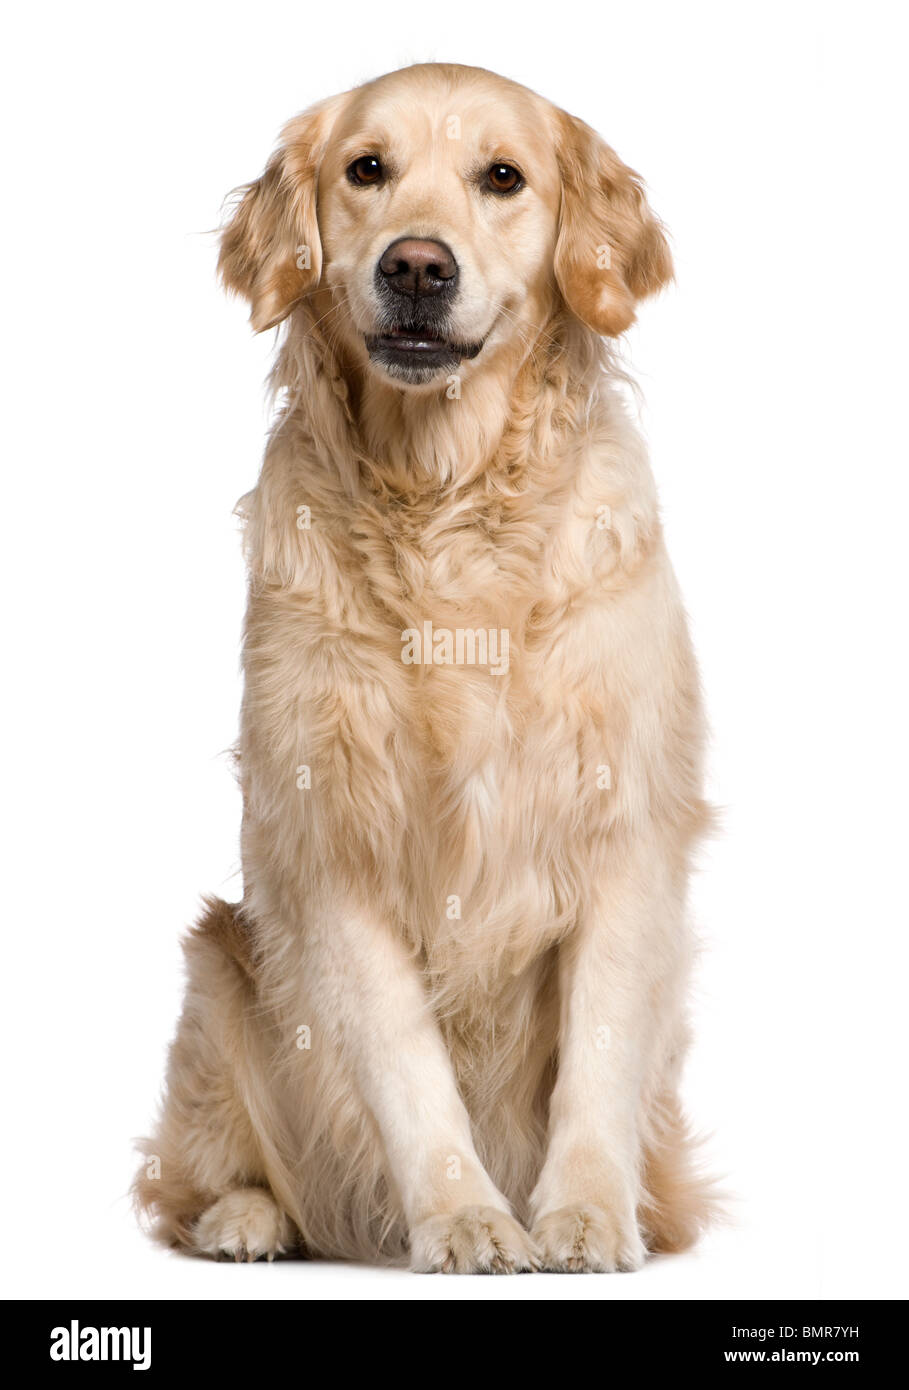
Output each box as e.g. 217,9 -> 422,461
639,1090 -> 727,1253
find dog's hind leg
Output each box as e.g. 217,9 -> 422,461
134,897 -> 300,1261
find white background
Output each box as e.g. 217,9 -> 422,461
2,0 -> 907,1301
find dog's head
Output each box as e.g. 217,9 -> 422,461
219,64 -> 672,387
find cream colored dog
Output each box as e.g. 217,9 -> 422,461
136,62 -> 715,1273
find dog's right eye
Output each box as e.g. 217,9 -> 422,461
347,155 -> 384,186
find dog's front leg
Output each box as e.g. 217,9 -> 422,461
530,836 -> 684,1272
303,896 -> 539,1273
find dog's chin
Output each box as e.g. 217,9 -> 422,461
365,326 -> 484,386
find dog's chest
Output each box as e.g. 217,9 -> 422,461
248,461 -> 648,960
362,497 -> 535,625
350,505 -> 608,846
359,502 -> 543,712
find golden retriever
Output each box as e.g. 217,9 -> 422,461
136,61 -> 715,1273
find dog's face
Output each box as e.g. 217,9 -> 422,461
220,65 -> 672,387
316,69 -> 562,385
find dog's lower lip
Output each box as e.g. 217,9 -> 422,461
378,332 -> 445,350
365,330 -> 485,365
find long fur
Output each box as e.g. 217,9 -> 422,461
136,63 -> 717,1272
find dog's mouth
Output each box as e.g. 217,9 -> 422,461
365,324 -> 484,382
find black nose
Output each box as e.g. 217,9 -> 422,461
377,237 -> 458,297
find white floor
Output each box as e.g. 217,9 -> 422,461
8,1175 -> 895,1302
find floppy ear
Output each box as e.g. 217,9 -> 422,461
218,100 -> 337,333
554,113 -> 673,337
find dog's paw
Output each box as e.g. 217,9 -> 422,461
410,1205 -> 540,1274
193,1189 -> 293,1263
532,1203 -> 646,1273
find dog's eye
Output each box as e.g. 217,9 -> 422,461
347,155 -> 384,186
486,163 -> 524,195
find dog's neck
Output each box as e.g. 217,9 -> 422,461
273,305 -> 610,497
356,365 -> 515,490
250,307 -> 658,603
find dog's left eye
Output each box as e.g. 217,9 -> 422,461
347,155 -> 384,186
485,163 -> 524,195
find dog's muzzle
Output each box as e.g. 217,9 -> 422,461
366,236 -> 484,383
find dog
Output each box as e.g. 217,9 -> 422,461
136,62 -> 715,1273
